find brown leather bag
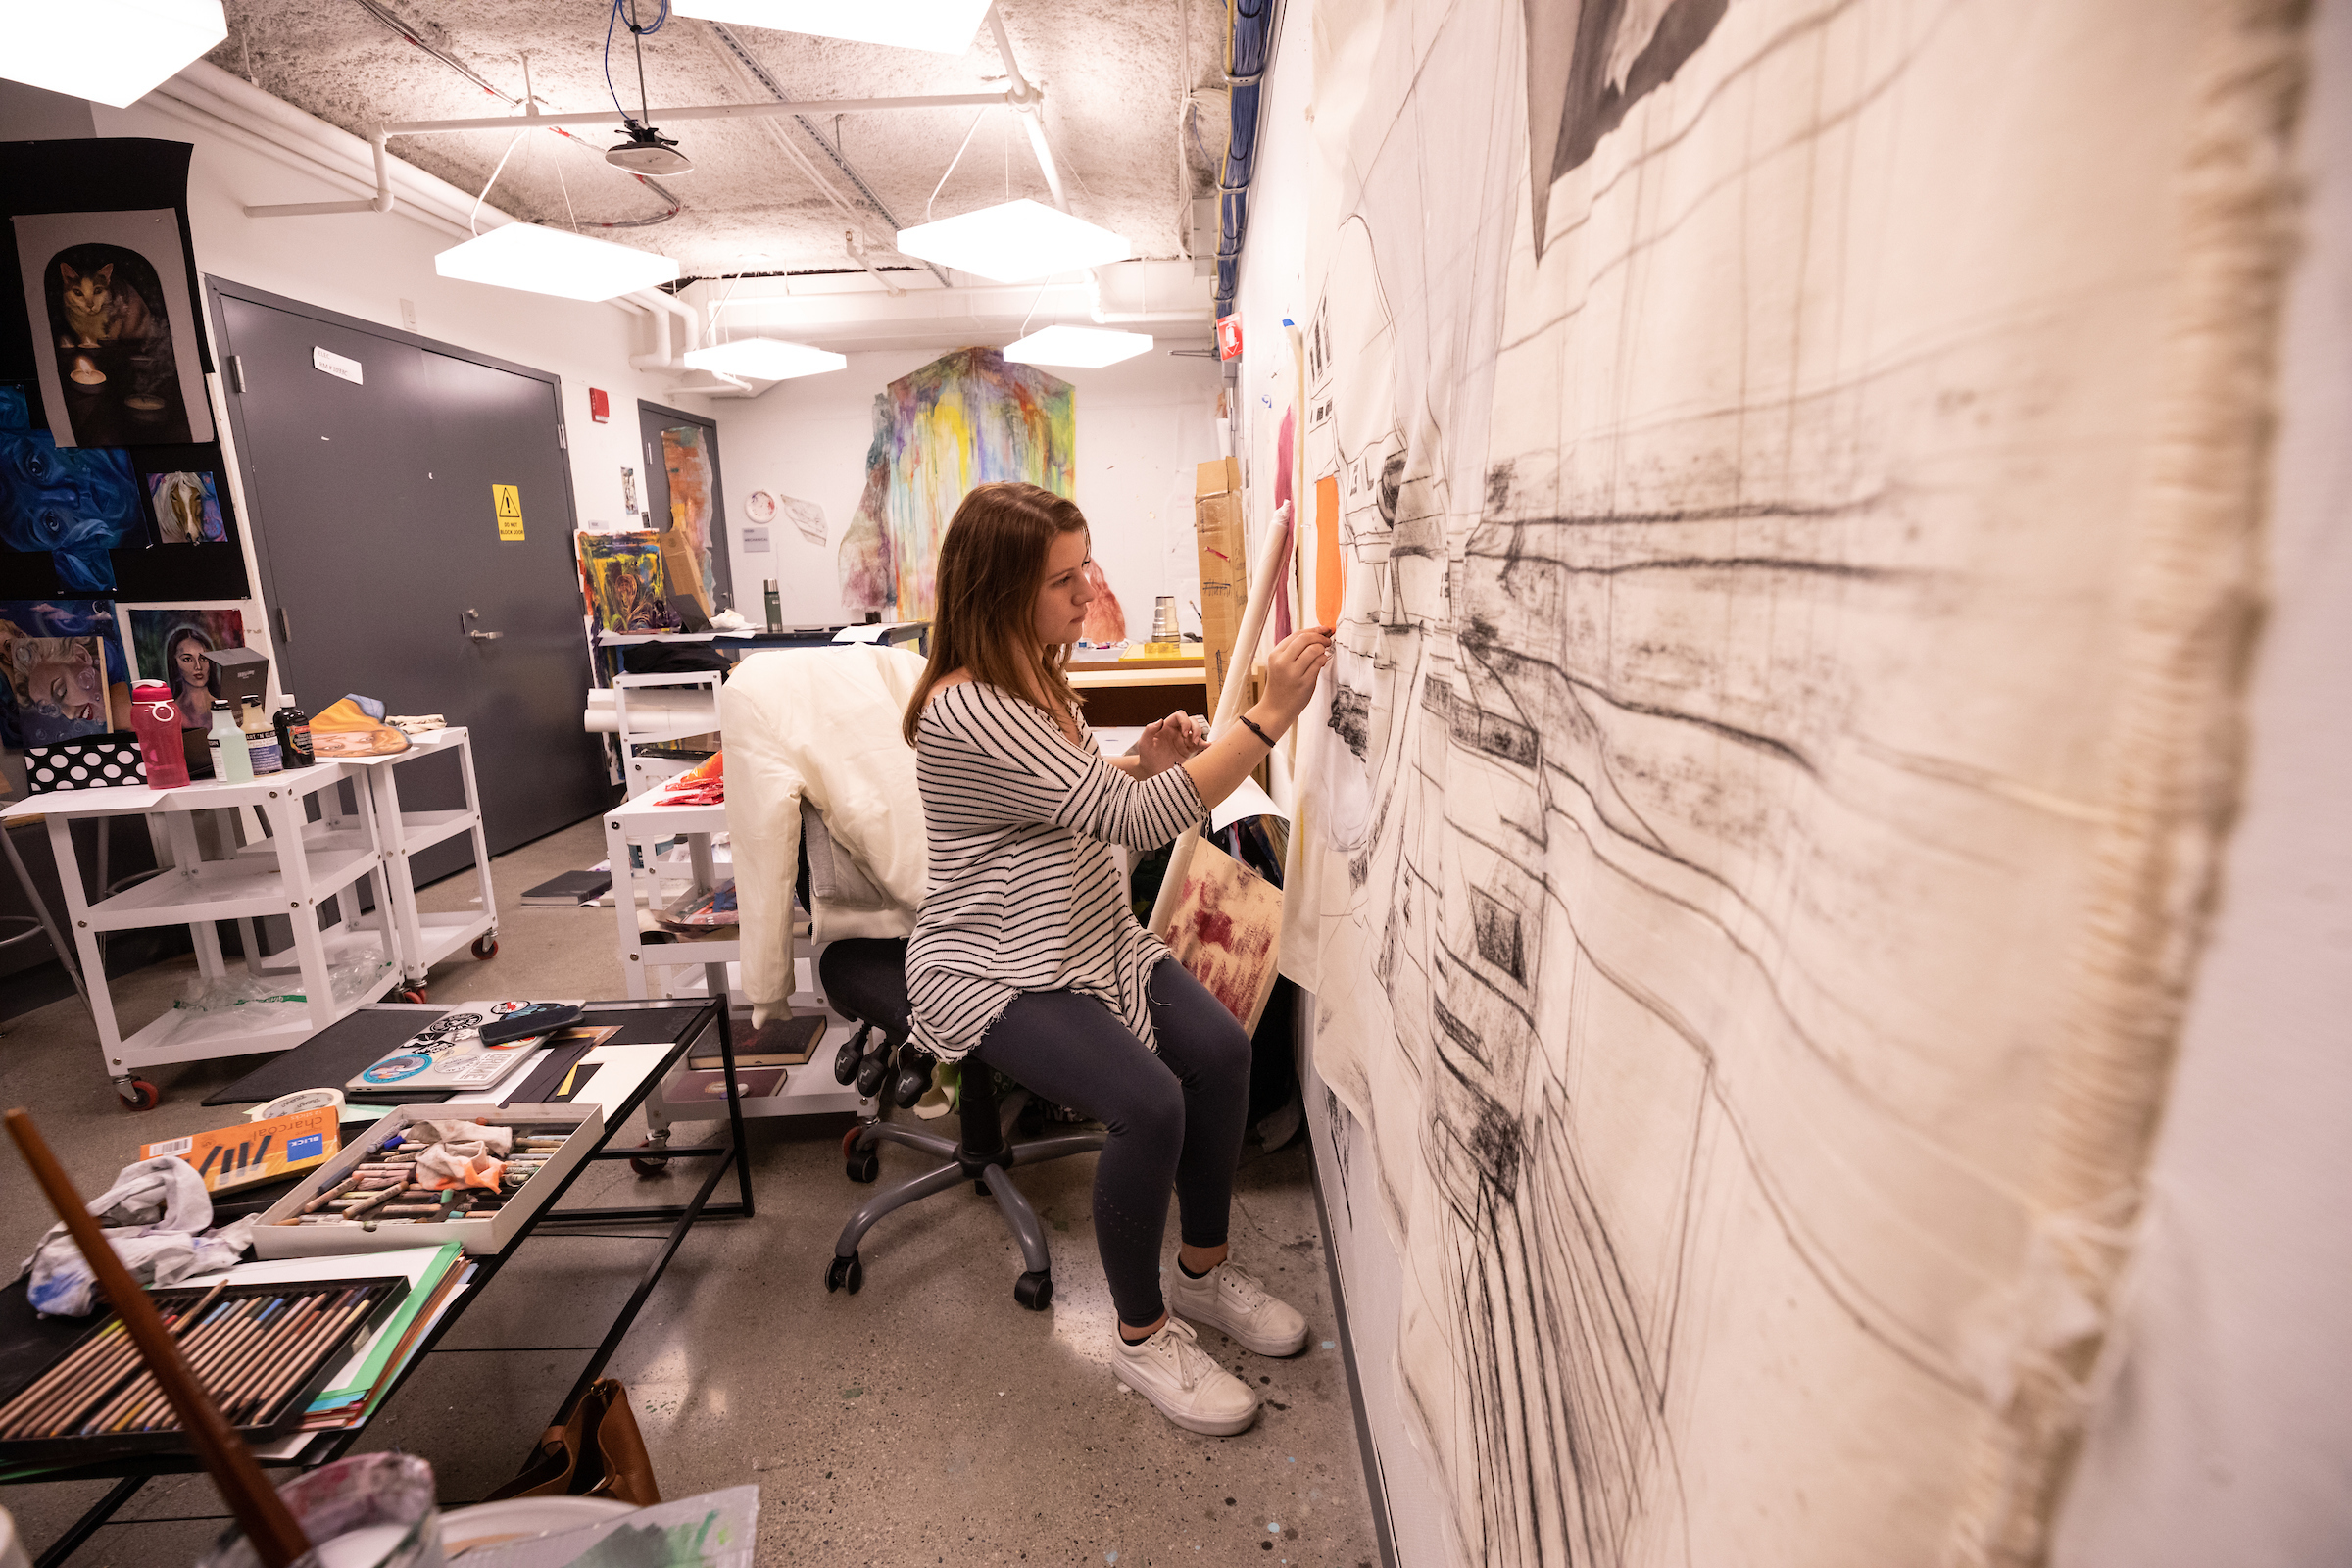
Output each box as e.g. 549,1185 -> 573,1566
484,1378 -> 662,1507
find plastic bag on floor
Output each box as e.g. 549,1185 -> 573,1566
22,1156 -> 259,1316
163,955 -> 394,1046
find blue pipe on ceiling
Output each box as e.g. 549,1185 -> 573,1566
1215,0 -> 1277,318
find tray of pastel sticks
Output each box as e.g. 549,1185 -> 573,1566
253,1104 -> 604,1258
0,1273 -> 412,1465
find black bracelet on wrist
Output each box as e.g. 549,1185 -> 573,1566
1238,714 -> 1279,749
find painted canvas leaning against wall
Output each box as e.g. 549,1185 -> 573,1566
837,346 -> 1075,619
1280,0 -> 2306,1563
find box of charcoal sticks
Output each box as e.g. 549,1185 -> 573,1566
251,1102 -> 603,1258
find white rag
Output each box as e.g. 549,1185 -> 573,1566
20,1156 -> 259,1317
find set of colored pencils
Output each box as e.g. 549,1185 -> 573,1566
0,1280 -> 395,1443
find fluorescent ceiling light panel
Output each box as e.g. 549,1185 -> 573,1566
683,338 -> 849,380
433,224 -> 680,303
1004,325 -> 1154,368
895,200 -> 1132,285
669,0 -> 995,54
3,0 -> 226,108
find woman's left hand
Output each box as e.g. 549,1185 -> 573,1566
1134,710 -> 1209,776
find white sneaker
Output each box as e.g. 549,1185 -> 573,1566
1113,1317 -> 1259,1435
1167,1258 -> 1309,1356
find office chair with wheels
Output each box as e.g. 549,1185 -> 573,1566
817,935 -> 1106,1309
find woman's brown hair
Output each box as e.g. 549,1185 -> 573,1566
903,481 -> 1090,743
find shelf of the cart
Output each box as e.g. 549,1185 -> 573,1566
81,843 -> 382,931
245,925 -> 395,976
112,964 -> 406,1069
230,821 -> 376,863
395,809 -> 476,856
637,934 -> 743,970
409,907 -> 495,968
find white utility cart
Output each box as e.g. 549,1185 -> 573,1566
598,780 -> 867,1148
334,726 -> 500,1000
5,765 -> 403,1108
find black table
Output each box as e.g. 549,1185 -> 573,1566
8,997 -> 755,1568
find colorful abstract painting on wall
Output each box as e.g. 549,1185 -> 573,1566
836,347 -> 1074,619
578,531 -> 677,633
659,424 -> 719,606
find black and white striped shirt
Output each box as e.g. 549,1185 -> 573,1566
906,681 -> 1203,1062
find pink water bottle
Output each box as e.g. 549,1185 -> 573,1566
129,682 -> 190,788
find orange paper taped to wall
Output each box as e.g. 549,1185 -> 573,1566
1313,475 -> 1343,629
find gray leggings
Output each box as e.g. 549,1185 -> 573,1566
972,957 -> 1251,1328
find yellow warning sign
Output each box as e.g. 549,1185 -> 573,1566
493,483 -> 524,542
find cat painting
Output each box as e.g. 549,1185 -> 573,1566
57,261 -> 153,351
27,234 -> 196,447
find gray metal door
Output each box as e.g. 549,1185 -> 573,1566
210,280 -> 610,867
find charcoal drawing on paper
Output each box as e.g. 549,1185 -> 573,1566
1285,0 -> 2301,1563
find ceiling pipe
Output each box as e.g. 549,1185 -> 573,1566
1213,0 -> 1277,318
845,231 -> 907,296
381,92 -> 1006,136
237,125 -> 395,217
150,63 -> 500,238
627,289 -> 678,369
628,287 -> 759,397
242,90 -> 1012,221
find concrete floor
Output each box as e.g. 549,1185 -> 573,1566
0,817 -> 1379,1567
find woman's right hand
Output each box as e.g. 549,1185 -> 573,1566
1261,627 -> 1335,724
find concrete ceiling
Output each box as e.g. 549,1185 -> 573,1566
208,0 -> 1228,284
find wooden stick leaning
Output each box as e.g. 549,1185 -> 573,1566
1147,499 -> 1297,938
3,1108 -> 313,1568
102,1296 -> 276,1433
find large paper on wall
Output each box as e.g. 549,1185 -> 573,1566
1281,0 -> 2303,1562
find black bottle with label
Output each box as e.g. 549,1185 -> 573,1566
274,696 -> 316,769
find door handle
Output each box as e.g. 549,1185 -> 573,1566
467,629 -> 504,642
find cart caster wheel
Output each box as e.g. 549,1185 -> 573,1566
628,1155 -> 670,1177
471,935 -> 499,959
1013,1271 -> 1053,1311
846,1152 -> 879,1184
115,1079 -> 160,1112
399,988 -> 429,1004
825,1252 -> 862,1295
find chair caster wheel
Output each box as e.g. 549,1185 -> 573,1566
628,1155 -> 670,1177
471,935 -> 499,959
973,1179 -> 990,1197
826,1252 -> 862,1295
399,987 -> 428,1004
1013,1271 -> 1053,1311
114,1078 -> 160,1111
846,1152 -> 879,1183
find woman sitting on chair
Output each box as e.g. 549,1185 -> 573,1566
904,480 -> 1334,1436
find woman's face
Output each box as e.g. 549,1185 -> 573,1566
173,639 -> 209,685
1032,529 -> 1096,648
